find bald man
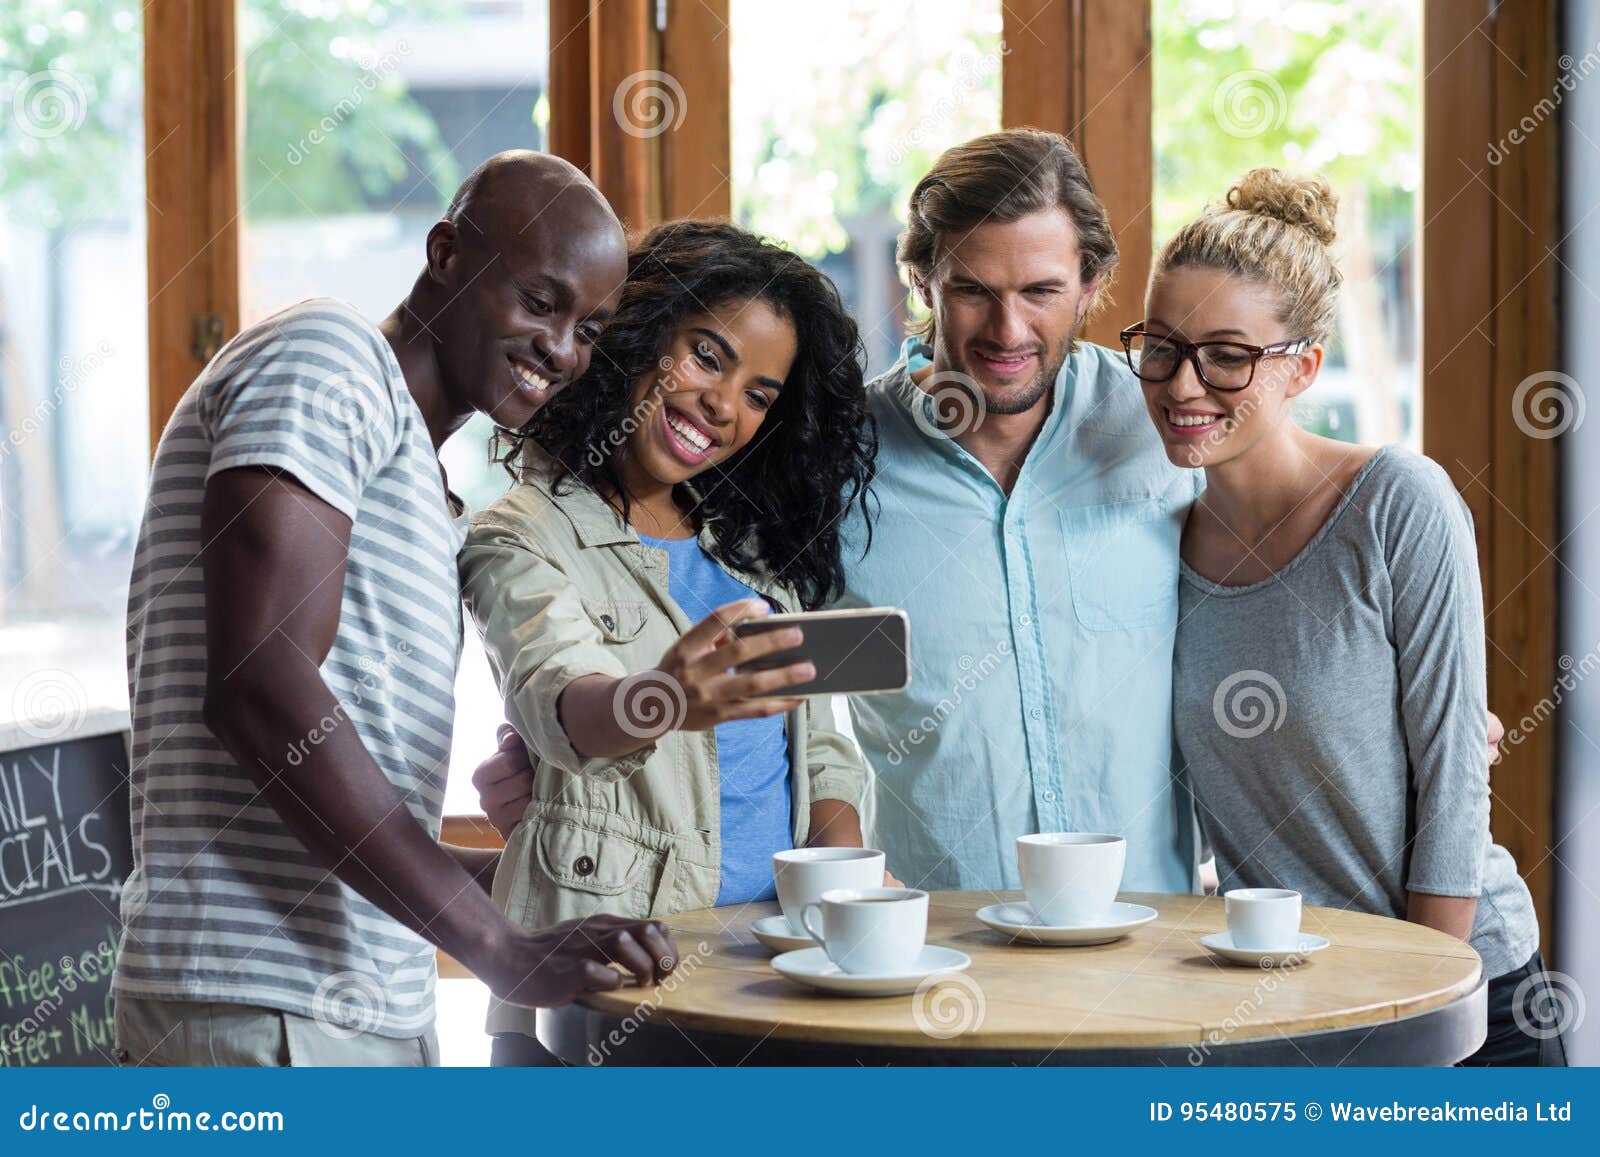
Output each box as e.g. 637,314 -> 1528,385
114,152 -> 677,1067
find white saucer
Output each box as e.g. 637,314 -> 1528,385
770,945 -> 972,996
749,914 -> 817,954
975,901 -> 1158,945
1200,930 -> 1330,967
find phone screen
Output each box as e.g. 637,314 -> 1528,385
732,608 -> 910,697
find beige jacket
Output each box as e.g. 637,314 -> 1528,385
458,478 -> 869,1035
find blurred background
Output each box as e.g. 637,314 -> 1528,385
2,0 -> 1586,1064
0,0 -> 1424,781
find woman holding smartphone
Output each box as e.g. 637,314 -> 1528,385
1128,169 -> 1559,1065
460,220 -> 881,1064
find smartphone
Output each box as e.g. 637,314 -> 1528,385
732,607 -> 911,697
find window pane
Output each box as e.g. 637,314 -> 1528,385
1,4 -> 148,746
240,0 -> 551,814
730,0 -> 1003,377
1153,0 -> 1421,447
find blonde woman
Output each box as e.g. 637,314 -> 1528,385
1127,169 -> 1559,1065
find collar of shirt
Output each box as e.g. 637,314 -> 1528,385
535,469 -> 792,607
880,336 -> 1131,500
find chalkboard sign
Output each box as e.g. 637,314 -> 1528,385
0,729 -> 132,1067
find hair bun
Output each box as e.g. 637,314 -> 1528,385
1225,168 -> 1338,245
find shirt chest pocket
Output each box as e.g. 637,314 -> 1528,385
1059,497 -> 1181,631
582,599 -> 649,644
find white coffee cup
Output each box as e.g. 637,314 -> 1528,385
801,887 -> 928,974
773,847 -> 886,937
1224,887 -> 1302,950
1016,832 -> 1126,926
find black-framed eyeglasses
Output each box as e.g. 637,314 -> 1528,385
1119,324 -> 1312,392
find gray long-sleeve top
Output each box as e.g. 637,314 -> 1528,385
1174,445 -> 1537,979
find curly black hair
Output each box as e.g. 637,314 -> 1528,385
497,219 -> 876,610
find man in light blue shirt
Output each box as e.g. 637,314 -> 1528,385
835,128 -> 1201,894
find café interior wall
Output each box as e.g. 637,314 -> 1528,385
1557,0 -> 1599,1068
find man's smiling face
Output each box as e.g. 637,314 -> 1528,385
919,207 -> 1098,416
427,166 -> 628,430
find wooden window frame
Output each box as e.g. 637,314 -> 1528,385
144,1 -> 1561,965
1422,0 -> 1560,960
548,0 -> 731,226
145,0 -> 240,450
1002,0 -> 1153,351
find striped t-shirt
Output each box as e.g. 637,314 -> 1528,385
115,299 -> 468,1038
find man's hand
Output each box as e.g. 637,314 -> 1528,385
1487,709 -> 1505,767
475,725 -> 536,839
476,914 -> 679,1008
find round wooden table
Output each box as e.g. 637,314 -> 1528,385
540,891 -> 1487,1066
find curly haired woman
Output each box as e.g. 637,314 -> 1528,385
460,220 -> 884,1064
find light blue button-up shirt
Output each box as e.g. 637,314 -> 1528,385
836,338 -> 1202,894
